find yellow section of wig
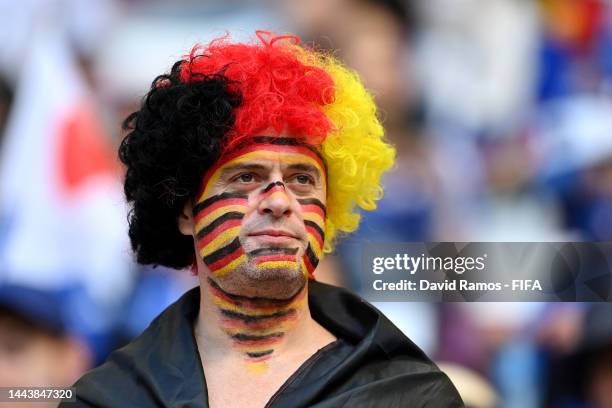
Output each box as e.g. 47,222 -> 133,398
292,45 -> 397,253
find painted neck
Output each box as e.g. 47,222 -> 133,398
198,277 -> 309,368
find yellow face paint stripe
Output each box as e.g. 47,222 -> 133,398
199,226 -> 242,257
196,205 -> 248,231
212,254 -> 248,277
303,212 -> 325,226
246,362 -> 268,373
300,259 -> 310,278
306,235 -> 323,258
256,261 -> 299,270
213,297 -> 295,316
211,294 -> 307,316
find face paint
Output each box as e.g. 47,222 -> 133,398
194,139 -> 327,279
245,181 -> 300,272
297,198 -> 326,278
195,139 -> 326,369
249,246 -> 300,272
207,278 -> 306,370
196,140 -> 326,200
193,192 -> 249,276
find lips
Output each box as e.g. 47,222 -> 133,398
246,230 -> 301,247
249,247 -> 299,256
248,230 -> 299,239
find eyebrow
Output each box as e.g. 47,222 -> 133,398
220,163 -> 268,177
286,163 -> 322,180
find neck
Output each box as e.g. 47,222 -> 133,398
196,277 -> 311,371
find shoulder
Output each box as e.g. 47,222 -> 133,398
307,281 -> 464,407
331,355 -> 464,407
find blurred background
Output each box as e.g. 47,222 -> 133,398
1,0 -> 612,407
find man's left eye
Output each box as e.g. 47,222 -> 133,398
293,174 -> 313,184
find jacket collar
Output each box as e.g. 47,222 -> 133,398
145,280 -> 423,406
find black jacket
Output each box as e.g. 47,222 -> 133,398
64,281 -> 464,407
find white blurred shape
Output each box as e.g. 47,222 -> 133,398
537,95 -> 612,175
372,301 -> 438,355
415,0 -> 539,133
94,8 -> 289,101
0,15 -> 132,307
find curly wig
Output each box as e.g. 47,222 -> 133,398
120,31 -> 395,269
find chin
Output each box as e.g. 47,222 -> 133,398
215,262 -> 307,300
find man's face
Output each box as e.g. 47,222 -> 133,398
191,141 -> 326,299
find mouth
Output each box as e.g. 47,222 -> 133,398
247,230 -> 300,245
248,230 -> 299,239
249,247 -> 299,256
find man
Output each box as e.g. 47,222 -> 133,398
67,31 -> 463,407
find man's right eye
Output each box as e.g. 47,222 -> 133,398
235,173 -> 255,183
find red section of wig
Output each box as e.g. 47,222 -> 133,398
178,31 -> 335,152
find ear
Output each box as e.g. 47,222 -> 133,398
177,201 -> 195,236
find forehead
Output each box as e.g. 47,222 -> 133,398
197,143 -> 326,200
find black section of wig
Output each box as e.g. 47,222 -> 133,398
119,60 -> 242,268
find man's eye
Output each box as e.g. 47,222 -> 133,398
294,174 -> 313,184
235,173 -> 255,183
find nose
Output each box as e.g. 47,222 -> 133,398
258,182 -> 292,218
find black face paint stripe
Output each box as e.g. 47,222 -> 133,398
253,136 -> 301,146
297,198 -> 327,216
248,247 -> 299,256
305,244 -> 319,269
220,308 -> 296,322
261,181 -> 285,194
246,350 -> 274,358
196,212 -> 244,240
304,220 -> 325,241
231,332 -> 284,341
193,192 -> 248,215
202,237 -> 242,265
208,278 -> 306,305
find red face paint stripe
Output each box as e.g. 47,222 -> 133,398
305,222 -> 324,238
207,245 -> 245,272
196,212 -> 244,241
261,181 -> 285,194
194,198 -> 248,223
305,244 -> 319,268
259,185 -> 286,197
221,144 -> 324,168
301,205 -> 325,219
306,230 -> 324,249
297,198 -> 326,215
194,192 -> 248,214
197,219 -> 243,249
305,223 -> 324,245
215,292 -> 306,314
303,251 -> 315,275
